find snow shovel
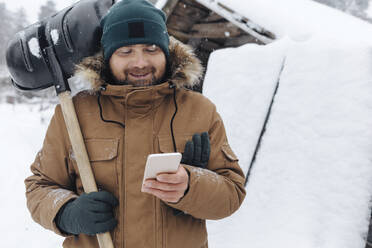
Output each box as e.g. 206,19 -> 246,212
6,0 -> 115,247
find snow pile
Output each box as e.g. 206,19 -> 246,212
203,39 -> 289,176
216,0 -> 372,44
202,1 -> 372,246
204,39 -> 372,247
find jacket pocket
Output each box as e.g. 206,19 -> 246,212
84,138 -> 120,194
221,143 -> 239,162
158,134 -> 193,153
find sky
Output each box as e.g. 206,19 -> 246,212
2,0 -> 77,24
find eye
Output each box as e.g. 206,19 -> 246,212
146,45 -> 159,53
117,48 -> 131,55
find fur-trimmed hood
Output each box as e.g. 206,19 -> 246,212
74,37 -> 204,91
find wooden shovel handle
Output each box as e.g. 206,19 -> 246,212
58,91 -> 115,248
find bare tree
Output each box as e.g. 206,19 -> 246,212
38,0 -> 57,21
13,8 -> 29,32
313,0 -> 370,20
0,3 -> 16,64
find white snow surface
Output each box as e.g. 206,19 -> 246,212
203,39 -> 288,176
51,29 -> 59,45
211,0 -> 372,44
203,39 -> 372,247
68,75 -> 95,97
0,104 -> 63,247
28,38 -> 42,59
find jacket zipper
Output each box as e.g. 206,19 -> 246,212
121,102 -> 127,248
161,202 -> 165,248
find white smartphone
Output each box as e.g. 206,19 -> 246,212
142,152 -> 182,183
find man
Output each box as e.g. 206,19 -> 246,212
25,0 -> 246,247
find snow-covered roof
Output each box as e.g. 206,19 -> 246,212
196,0 -> 372,44
203,37 -> 372,248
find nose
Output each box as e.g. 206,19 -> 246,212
131,52 -> 149,69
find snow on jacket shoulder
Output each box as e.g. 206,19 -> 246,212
25,37 -> 246,248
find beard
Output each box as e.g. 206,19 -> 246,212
110,66 -> 164,87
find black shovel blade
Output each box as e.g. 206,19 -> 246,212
6,0 -> 115,91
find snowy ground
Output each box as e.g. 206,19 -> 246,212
0,66 -> 9,77
0,104 -> 63,247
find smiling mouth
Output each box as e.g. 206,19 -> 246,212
129,73 -> 151,78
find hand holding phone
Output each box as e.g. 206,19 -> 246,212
142,153 -> 189,203
142,153 -> 182,184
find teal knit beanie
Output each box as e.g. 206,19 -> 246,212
100,0 -> 170,62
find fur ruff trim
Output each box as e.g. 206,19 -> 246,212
74,37 -> 204,91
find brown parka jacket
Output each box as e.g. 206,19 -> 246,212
25,37 -> 246,248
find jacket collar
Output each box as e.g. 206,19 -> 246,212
100,82 -> 175,114
73,36 -> 204,96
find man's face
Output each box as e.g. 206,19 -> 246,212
109,44 -> 167,87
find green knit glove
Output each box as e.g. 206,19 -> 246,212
181,132 -> 210,168
55,191 -> 118,235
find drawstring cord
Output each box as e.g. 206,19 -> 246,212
97,85 -> 126,129
169,83 -> 178,153
169,82 -> 183,216
97,82 -> 182,216
96,83 -> 178,151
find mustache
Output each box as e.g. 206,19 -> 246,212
124,67 -> 156,75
